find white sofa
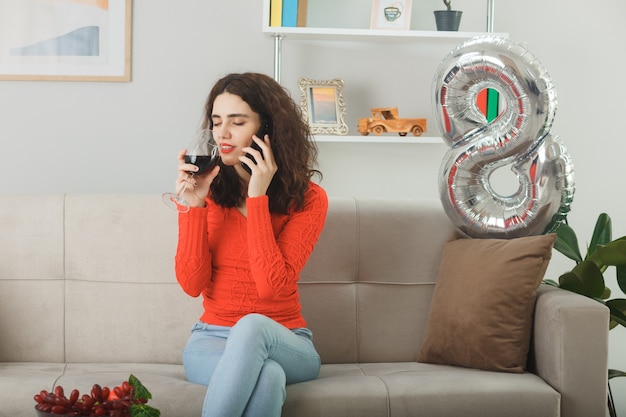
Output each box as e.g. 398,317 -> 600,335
0,194 -> 609,417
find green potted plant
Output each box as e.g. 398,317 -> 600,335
545,213 -> 626,417
434,0 -> 462,31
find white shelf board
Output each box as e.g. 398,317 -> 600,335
313,135 -> 445,144
263,26 -> 508,42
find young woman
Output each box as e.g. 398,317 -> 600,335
172,72 -> 328,417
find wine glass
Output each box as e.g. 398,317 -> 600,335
162,129 -> 219,213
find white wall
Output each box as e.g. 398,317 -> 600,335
1,0 -> 626,412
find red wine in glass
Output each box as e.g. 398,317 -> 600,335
184,154 -> 219,175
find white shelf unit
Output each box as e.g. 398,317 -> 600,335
262,0 -> 506,144
313,135 -> 444,144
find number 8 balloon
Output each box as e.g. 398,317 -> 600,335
434,35 -> 575,239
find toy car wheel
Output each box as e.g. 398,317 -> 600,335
399,132 -> 407,136
372,125 -> 385,135
360,132 -> 370,136
411,126 -> 424,136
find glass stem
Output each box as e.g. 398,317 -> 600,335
176,176 -> 190,200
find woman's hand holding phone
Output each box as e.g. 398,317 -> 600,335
242,133 -> 277,198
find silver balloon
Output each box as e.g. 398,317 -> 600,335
434,35 -> 575,238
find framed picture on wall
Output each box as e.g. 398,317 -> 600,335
0,0 -> 132,82
298,78 -> 349,135
370,0 -> 412,30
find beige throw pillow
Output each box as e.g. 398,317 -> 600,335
417,233 -> 556,373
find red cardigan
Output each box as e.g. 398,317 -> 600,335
175,182 -> 328,328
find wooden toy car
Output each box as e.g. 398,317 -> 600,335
358,107 -> 427,136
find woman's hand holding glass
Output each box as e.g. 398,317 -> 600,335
174,148 -> 220,208
162,129 -> 220,212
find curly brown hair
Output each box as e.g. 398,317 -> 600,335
201,72 -> 321,214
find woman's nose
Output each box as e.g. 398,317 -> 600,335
215,127 -> 229,140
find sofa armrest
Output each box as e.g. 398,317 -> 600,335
531,284 -> 609,417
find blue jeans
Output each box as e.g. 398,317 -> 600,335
182,313 -> 321,417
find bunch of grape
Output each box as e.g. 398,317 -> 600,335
34,379 -> 154,417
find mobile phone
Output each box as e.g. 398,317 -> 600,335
242,122 -> 271,174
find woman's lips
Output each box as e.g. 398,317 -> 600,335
219,144 -> 235,154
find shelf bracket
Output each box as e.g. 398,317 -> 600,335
273,34 -> 284,83
486,0 -> 495,32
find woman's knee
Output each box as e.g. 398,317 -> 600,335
235,313 -> 275,330
229,313 -> 277,343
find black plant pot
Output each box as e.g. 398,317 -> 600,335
434,10 -> 463,31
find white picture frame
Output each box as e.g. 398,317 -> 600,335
370,0 -> 412,30
0,0 -> 132,81
298,78 -> 349,135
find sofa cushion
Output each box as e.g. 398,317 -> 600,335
54,363 -> 206,416
417,233 -> 556,373
283,362 -> 560,417
0,362 -> 66,417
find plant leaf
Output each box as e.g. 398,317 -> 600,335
609,368 -> 626,379
127,374 -> 160,417
606,299 -> 626,330
130,404 -> 161,417
618,263 -> 626,295
588,213 -> 612,257
554,223 -> 583,262
589,239 -> 626,267
542,279 -> 559,287
129,374 -> 152,401
558,260 -> 605,298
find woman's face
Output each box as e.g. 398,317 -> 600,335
211,92 -> 262,172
